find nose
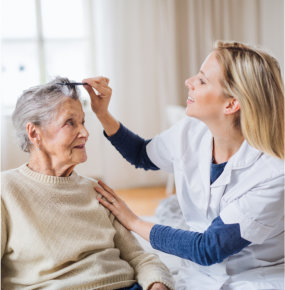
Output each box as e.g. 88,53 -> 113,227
185,77 -> 194,90
79,124 -> 89,140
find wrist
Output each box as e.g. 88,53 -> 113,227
131,218 -> 155,242
96,110 -> 110,121
129,216 -> 142,232
97,112 -> 120,136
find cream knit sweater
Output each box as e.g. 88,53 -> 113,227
1,164 -> 174,290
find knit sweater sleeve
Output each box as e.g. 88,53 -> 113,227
111,217 -> 174,290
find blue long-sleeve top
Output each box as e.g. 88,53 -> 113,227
104,123 -> 251,266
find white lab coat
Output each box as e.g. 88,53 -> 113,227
146,117 -> 284,290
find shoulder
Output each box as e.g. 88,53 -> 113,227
244,150 -> 284,186
1,166 -> 22,180
150,117 -> 209,154
73,173 -> 99,187
166,116 -> 208,137
1,166 -> 24,196
257,153 -> 284,180
71,173 -> 103,201
230,141 -> 284,183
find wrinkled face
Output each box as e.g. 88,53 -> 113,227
39,98 -> 89,167
185,52 -> 227,124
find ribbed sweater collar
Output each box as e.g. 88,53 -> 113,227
18,163 -> 79,185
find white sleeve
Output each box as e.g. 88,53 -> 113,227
220,175 -> 284,244
146,117 -> 200,173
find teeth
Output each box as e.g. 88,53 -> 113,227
188,96 -> 194,101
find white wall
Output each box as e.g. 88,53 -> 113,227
1,111 -> 29,170
260,0 -> 284,72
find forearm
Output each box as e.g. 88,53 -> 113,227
104,123 -> 159,170
97,111 -> 120,137
149,216 -> 251,266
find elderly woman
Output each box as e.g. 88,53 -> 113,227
1,77 -> 174,290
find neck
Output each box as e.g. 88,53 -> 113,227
209,122 -> 244,164
28,150 -> 75,177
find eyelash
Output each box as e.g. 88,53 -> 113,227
66,120 -> 74,126
66,120 -> 86,126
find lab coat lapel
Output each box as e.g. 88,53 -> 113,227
198,130 -> 213,213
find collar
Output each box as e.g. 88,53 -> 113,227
211,140 -> 262,187
229,140 -> 262,169
19,163 -> 79,184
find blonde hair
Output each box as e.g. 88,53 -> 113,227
214,41 -> 284,160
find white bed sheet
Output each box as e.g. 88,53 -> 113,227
133,195 -> 187,276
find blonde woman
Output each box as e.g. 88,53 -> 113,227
83,41 -> 284,289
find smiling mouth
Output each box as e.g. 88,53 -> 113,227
187,96 -> 195,102
74,144 -> 85,149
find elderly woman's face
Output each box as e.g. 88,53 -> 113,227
38,98 -> 89,167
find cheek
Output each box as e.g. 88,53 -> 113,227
58,132 -> 76,147
53,137 -> 75,155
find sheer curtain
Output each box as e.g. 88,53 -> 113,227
81,0 -> 181,188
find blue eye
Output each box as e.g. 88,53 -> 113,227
66,119 -> 74,126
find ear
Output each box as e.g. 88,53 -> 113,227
26,123 -> 41,149
224,98 -> 240,115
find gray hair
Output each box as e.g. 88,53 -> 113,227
12,76 -> 81,152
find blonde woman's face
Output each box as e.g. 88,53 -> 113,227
185,52 -> 228,124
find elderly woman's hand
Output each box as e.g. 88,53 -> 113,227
148,282 -> 170,290
82,77 -> 112,118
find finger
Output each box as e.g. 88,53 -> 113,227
83,83 -> 99,98
90,83 -> 111,97
94,186 -> 116,203
98,180 -> 116,195
83,77 -> 109,87
97,196 -> 117,213
83,78 -> 111,95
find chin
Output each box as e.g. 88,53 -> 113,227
186,106 -> 193,117
80,154 -> 88,163
74,153 -> 88,165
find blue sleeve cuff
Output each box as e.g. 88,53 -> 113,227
103,123 -> 159,170
150,216 -> 251,266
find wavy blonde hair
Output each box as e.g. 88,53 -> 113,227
214,41 -> 284,160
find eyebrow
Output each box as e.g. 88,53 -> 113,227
62,112 -> 85,121
199,70 -> 209,81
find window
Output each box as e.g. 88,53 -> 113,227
1,0 -> 92,108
